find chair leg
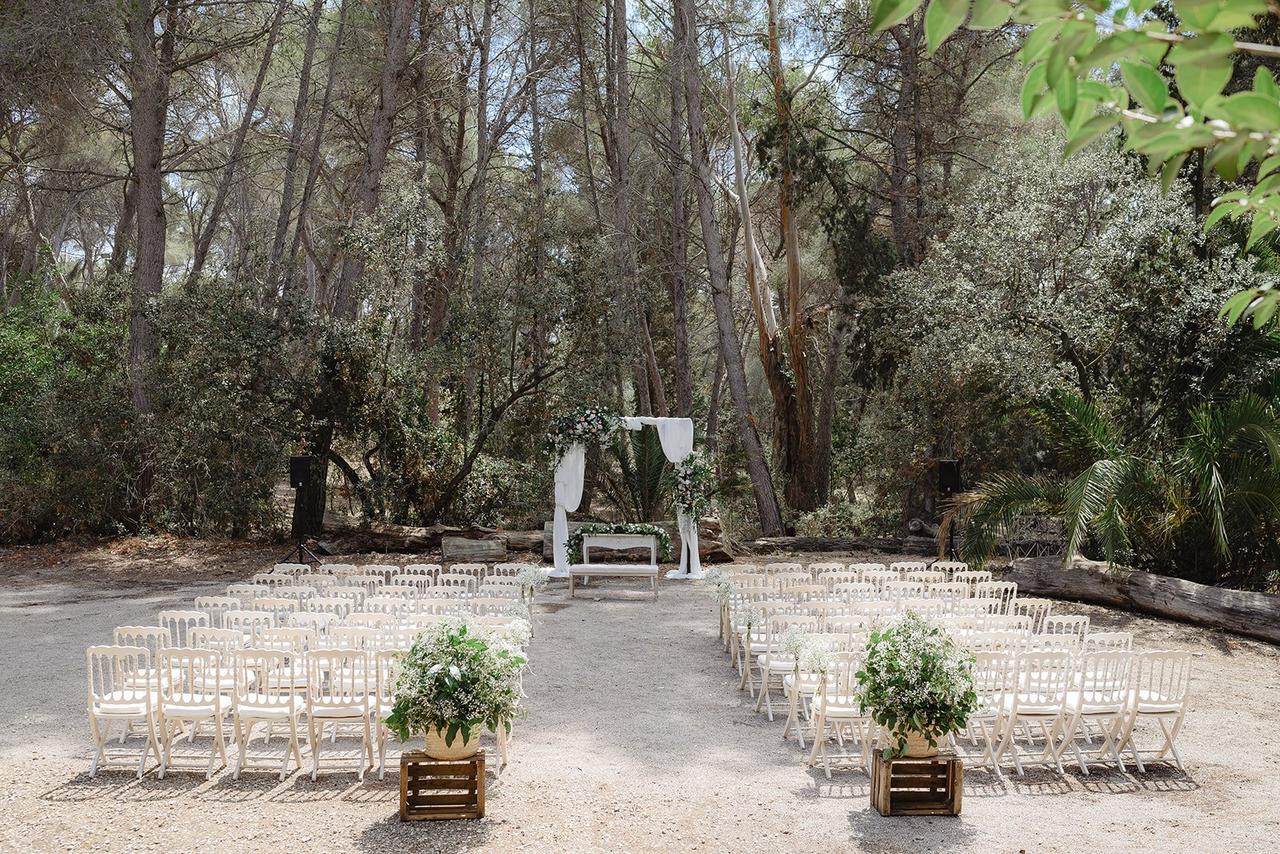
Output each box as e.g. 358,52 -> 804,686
232,715 -> 246,780
288,716 -> 304,776
88,715 -> 105,778
145,714 -> 162,779
309,717 -> 321,781
361,715 -> 374,780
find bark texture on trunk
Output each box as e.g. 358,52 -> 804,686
675,0 -> 782,535
331,0 -> 416,320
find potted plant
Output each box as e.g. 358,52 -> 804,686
856,612 -> 977,758
385,622 -> 527,760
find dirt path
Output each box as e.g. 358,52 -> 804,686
2,544 -> 1279,852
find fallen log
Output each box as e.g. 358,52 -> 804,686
1006,555 -> 1280,646
322,511 -> 541,555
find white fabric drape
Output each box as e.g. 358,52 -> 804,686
621,417 -> 702,578
550,443 -> 586,577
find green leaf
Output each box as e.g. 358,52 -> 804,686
1161,152 -> 1188,194
969,0 -> 1009,28
1084,31 -> 1146,68
871,0 -> 924,31
1055,73 -> 1079,122
1021,63 -> 1049,119
1019,20 -> 1065,65
1169,33 -> 1235,111
1206,91 -> 1280,131
1247,212 -> 1278,248
1064,113 -> 1120,157
925,0 -> 968,54
1256,67 -> 1280,100
1120,61 -> 1169,113
445,721 -> 460,746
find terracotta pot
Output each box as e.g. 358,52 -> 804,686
423,726 -> 480,760
902,730 -> 939,758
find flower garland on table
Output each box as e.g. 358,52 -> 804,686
565,522 -> 673,564
545,407 -> 618,461
672,451 -> 714,519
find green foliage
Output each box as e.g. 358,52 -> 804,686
385,622 -> 526,745
856,613 -> 978,759
949,388 -> 1280,585
867,0 -> 1280,326
565,522 -> 673,565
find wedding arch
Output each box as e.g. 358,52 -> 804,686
548,413 -> 705,581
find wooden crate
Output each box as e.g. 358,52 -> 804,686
399,751 -> 486,821
870,749 -> 962,817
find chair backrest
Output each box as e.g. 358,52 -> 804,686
437,572 -> 477,591
953,570 -> 993,587
157,647 -> 224,703
826,650 -> 863,696
477,582 -> 521,598
233,648 -> 294,709
329,626 -> 379,649
305,597 -> 353,619
932,560 -> 969,575
470,596 -> 514,616
273,563 -> 310,575
288,610 -> 337,636
359,564 -> 400,582
859,569 -> 898,589
272,585 -> 317,605
188,626 -> 243,653
890,561 -> 927,576
885,580 -> 925,601
832,581 -> 878,600
1084,631 -> 1133,652
905,570 -> 947,585
87,645 -> 152,710
250,598 -> 298,627
307,649 -> 371,709
375,649 -> 402,704
764,562 -> 805,575
330,586 -> 367,607
256,626 -> 316,653
113,625 -> 170,660
319,563 -> 358,577
450,563 -> 487,577
985,614 -> 1032,635
402,563 -> 441,578
1014,650 -> 1075,705
1041,614 -> 1089,642
899,598 -> 947,618
224,610 -> 274,642
346,611 -> 397,630
226,583 -> 270,604
808,561 -> 845,576
1130,650 -> 1192,708
1078,650 -> 1131,706
391,574 -> 433,593
157,610 -> 210,647
490,562 -> 531,577
383,584 -> 420,599
348,574 -> 385,594
364,595 -> 408,615
974,581 -> 1018,613
971,651 -> 1016,709
927,582 -> 969,600
1012,597 -> 1054,632
193,596 -> 240,628
964,631 -> 1017,653
423,585 -> 467,600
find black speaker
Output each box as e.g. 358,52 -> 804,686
289,455 -> 314,489
937,459 -> 961,496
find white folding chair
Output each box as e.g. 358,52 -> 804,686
993,650 -> 1075,775
374,649 -> 402,779
86,646 -> 162,778
157,610 -> 209,648
362,564 -> 402,583
1012,597 -> 1054,633
1061,650 -> 1131,774
306,649 -> 374,780
1117,650 -> 1192,772
193,596 -> 240,629
231,649 -> 305,780
975,581 -> 1018,615
155,647 -> 230,779
1084,631 -> 1133,652
807,650 -> 874,777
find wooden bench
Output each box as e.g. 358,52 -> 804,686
568,563 -> 659,599
570,532 -> 661,599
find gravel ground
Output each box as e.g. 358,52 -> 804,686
1,540 -> 1279,853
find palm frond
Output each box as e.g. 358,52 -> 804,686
1035,389 -> 1124,466
945,472 -> 1061,567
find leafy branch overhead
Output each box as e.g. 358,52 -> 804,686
869,0 -> 1280,326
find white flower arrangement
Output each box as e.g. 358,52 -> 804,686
514,565 -> 550,593
672,451 -> 715,518
545,407 -> 618,461
497,617 -> 533,649
702,567 -> 736,603
799,641 -> 833,675
780,625 -> 811,659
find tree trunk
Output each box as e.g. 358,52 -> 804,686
888,19 -> 922,266
126,0 -> 170,418
675,0 -> 783,535
268,0 -> 325,282
331,0 -> 416,320
188,0 -> 286,282
283,0 -> 351,301
667,45 -> 693,419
